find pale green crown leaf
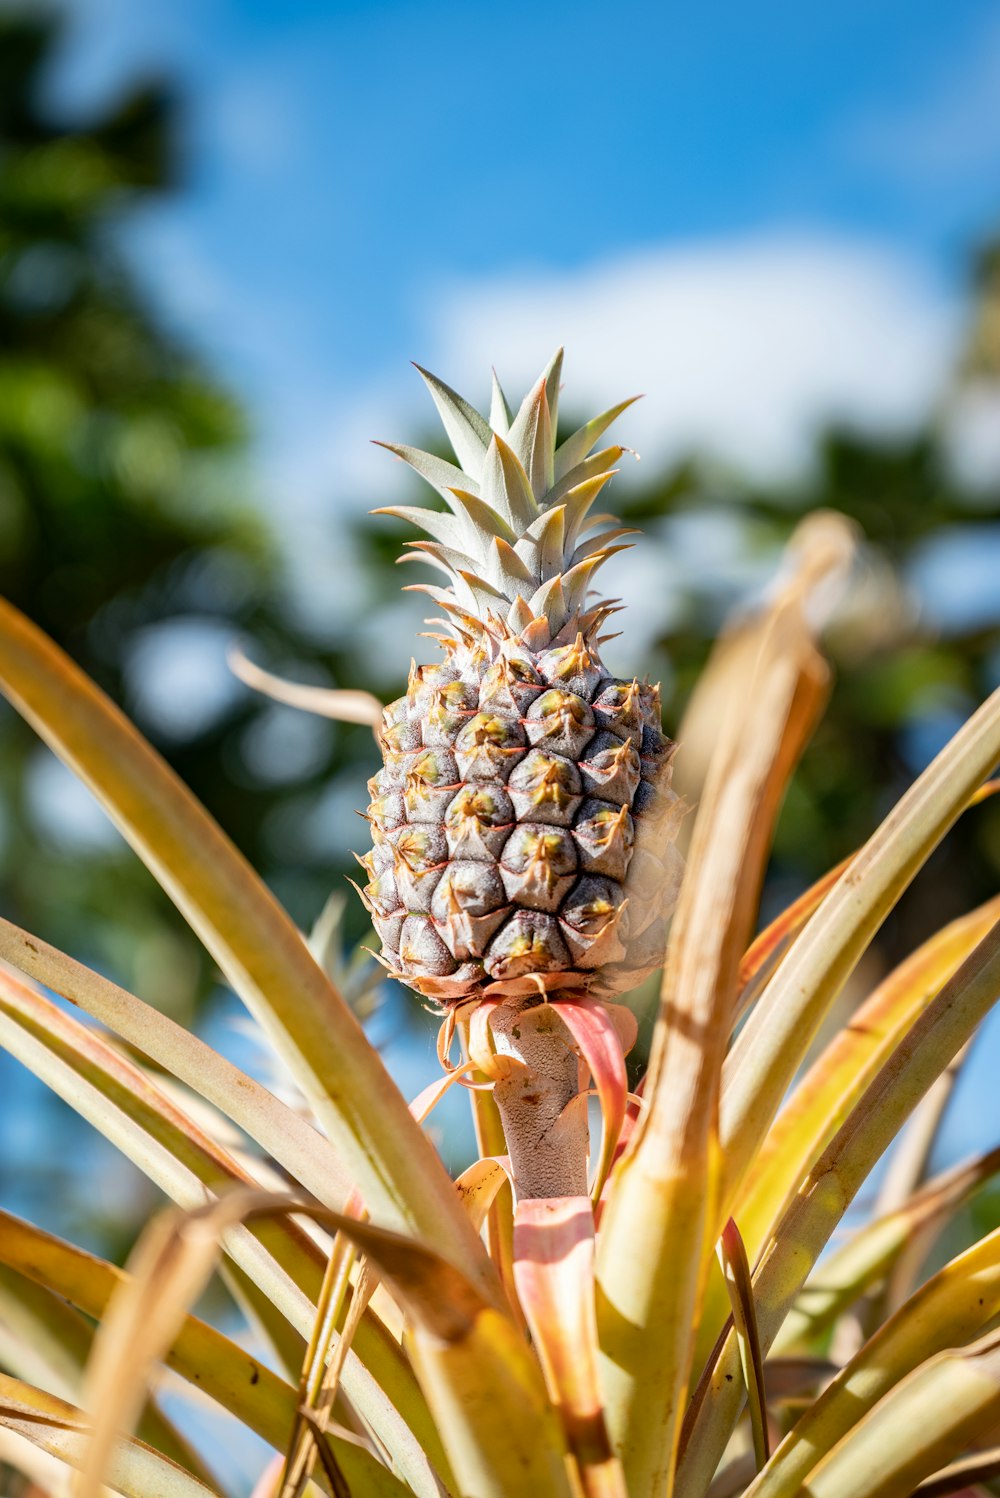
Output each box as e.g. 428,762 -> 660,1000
489,369 -> 513,435
413,364 -> 492,478
377,353 -> 639,632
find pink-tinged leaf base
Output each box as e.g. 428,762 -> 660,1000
514,1197 -> 626,1498
555,1000 -> 636,1201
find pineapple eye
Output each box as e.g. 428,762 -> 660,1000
551,639 -> 596,677
534,764 -> 574,806
537,690 -> 588,724
396,829 -> 432,866
410,751 -> 452,785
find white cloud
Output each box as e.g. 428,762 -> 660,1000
306,232 -> 958,514
93,217 -> 968,656
424,234 -> 958,481
266,231 -> 962,661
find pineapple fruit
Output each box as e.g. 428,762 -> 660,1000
358,352 -> 682,1007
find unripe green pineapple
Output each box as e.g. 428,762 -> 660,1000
358,352 -> 682,1006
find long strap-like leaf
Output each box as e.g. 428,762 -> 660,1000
514,1197 -> 625,1498
678,917 -> 1000,1493
0,1210 -> 408,1495
0,596 -> 494,1296
0,970 -> 440,1493
793,1328 -> 1000,1498
0,1371 -> 219,1498
596,521 -> 840,1498
690,895 -> 1000,1383
0,1261 -> 210,1485
772,1145 -> 1000,1354
720,682 -> 1000,1213
0,916 -> 353,1213
745,1226 -> 1000,1496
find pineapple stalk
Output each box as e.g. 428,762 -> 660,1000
490,999 -> 590,1200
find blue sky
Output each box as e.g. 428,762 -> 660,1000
48,0 -> 1000,521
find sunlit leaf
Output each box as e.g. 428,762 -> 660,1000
90,1189 -> 572,1498
912,1446 -> 1000,1497
0,1263 -> 211,1486
679,916 -> 1000,1493
0,969 -> 437,1490
229,648 -> 383,727
746,1224 -> 1000,1497
716,1218 -> 768,1473
720,684 -> 1000,1215
76,1194 -> 407,1498
732,780 -> 1000,1030
0,1372 -> 219,1498
787,1327 -> 1000,1498
0,1208 -> 308,1459
691,895 -> 1000,1381
774,1144 -> 1000,1353
0,597 -> 495,1291
597,515 -> 848,1497
0,916 -> 354,1214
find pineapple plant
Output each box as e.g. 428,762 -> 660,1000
0,349 -> 998,1498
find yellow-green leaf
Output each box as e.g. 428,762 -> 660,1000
598,515 -> 845,1498
0,916 -> 353,1213
746,1225 -> 1000,1496
796,1328 -> 1000,1498
678,916 -> 1000,1495
0,970 -> 437,1490
0,1263 -> 209,1484
0,597 -> 493,1293
773,1145 -> 1000,1353
716,1218 -> 768,1472
720,686 -> 1000,1215
691,895 -> 1000,1383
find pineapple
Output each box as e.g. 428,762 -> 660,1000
358,351 -> 682,1008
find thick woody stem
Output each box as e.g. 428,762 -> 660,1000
489,999 -> 589,1201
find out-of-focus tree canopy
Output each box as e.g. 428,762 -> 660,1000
0,10 -> 372,1022
963,237 -> 1000,381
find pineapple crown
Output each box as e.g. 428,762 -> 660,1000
374,350 -> 639,655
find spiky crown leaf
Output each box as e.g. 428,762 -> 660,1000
374,351 -> 639,646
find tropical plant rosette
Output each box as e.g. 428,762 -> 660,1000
0,354 -> 997,1498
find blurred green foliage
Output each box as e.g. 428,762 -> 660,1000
625,428 -> 1000,970
0,11 -> 374,1025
